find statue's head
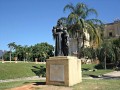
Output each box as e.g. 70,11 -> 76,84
57,20 -> 62,26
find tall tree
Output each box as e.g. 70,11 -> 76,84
15,45 -> 23,61
112,37 -> 120,63
97,40 -> 116,69
8,42 -> 16,62
63,2 -> 103,57
33,42 -> 54,62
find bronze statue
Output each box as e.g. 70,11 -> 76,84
52,20 -> 69,56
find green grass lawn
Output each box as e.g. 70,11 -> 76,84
0,79 -> 120,90
0,62 -> 118,90
82,64 -> 97,69
0,80 -> 42,90
0,62 -> 45,80
73,79 -> 120,90
82,64 -> 113,77
0,62 -> 114,80
0,81 -> 28,90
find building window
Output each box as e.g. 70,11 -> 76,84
109,32 -> 112,37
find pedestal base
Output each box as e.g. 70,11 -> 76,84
46,56 -> 82,86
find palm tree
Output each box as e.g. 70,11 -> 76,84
8,42 -> 16,62
112,37 -> 120,64
97,41 -> 115,69
63,2 -> 103,58
22,45 -> 28,62
15,45 -> 23,61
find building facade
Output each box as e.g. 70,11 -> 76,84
69,30 -> 90,55
69,20 -> 120,55
104,20 -> 120,39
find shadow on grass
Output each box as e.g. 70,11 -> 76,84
24,81 -> 46,86
32,66 -> 40,69
31,65 -> 46,77
33,82 -> 46,85
88,74 -> 99,78
82,68 -> 90,71
83,74 -> 99,78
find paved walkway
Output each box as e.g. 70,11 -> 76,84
83,71 -> 120,79
1,71 -> 120,83
0,76 -> 46,83
103,71 -> 120,78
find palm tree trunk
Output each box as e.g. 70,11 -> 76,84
77,31 -> 81,58
104,48 -> 106,70
24,57 -> 25,62
82,34 -> 85,57
10,52 -> 11,63
77,38 -> 79,58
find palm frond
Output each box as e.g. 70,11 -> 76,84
86,21 -> 101,47
63,3 -> 74,12
87,19 -> 103,25
68,13 -> 78,25
86,8 -> 98,18
75,3 -> 88,18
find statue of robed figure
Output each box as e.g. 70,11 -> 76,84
52,20 -> 69,56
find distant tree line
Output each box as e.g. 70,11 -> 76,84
3,42 -> 54,62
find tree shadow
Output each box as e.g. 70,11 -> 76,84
31,65 -> 46,77
24,81 -> 46,86
33,82 -> 46,85
83,74 -> 99,78
32,66 -> 40,69
82,68 -> 90,71
88,74 -> 99,78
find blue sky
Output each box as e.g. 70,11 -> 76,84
0,0 -> 120,50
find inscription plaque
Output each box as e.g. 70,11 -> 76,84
50,65 -> 64,81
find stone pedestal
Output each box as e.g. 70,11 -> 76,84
46,56 -> 82,86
